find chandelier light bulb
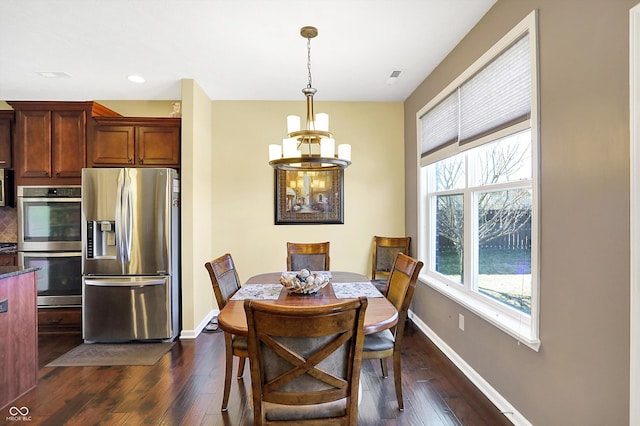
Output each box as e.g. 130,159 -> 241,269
287,115 -> 301,133
283,138 -> 297,158
269,144 -> 282,161
338,144 -> 351,161
315,113 -> 329,132
321,138 -> 335,158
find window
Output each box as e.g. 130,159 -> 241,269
417,11 -> 539,350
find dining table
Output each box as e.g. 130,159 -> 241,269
218,271 -> 398,336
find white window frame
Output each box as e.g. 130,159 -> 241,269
416,10 -> 540,351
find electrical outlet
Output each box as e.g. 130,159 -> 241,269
458,313 -> 464,331
0,298 -> 7,313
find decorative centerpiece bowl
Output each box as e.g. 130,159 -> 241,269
280,269 -> 330,294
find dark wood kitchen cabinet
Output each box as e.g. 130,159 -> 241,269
89,117 -> 180,168
0,110 -> 14,169
37,306 -> 81,334
7,101 -> 121,186
0,269 -> 38,410
17,109 -> 84,181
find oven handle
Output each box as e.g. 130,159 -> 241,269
19,251 -> 82,261
18,197 -> 82,203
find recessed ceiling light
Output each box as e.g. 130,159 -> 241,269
37,71 -> 72,79
127,75 -> 145,83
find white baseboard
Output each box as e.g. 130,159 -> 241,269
408,310 -> 531,426
179,309 -> 219,339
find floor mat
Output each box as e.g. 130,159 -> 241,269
46,342 -> 175,367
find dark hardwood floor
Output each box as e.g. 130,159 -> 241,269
11,322 -> 511,425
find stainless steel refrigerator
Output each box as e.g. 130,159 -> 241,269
81,168 -> 180,342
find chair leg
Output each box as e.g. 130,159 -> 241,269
380,358 -> 389,378
222,332 -> 234,412
393,350 -> 403,410
237,356 -> 246,378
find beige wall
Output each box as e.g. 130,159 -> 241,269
405,1 -> 635,424
179,80 -> 215,334
210,101 -> 405,282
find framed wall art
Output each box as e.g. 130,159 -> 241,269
274,169 -> 344,224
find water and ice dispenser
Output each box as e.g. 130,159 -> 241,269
86,221 -> 116,259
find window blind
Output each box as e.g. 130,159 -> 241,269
420,33 -> 531,155
420,92 -> 458,156
459,34 -> 530,144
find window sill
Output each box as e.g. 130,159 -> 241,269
418,274 -> 541,351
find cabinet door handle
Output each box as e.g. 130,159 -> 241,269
128,158 -> 133,164
139,158 -> 143,164
44,171 -> 49,176
0,161 -> 5,164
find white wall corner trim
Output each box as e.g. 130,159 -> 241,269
408,310 -> 532,426
179,309 -> 219,340
629,4 -> 640,425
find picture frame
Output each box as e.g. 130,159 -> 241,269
274,168 -> 344,224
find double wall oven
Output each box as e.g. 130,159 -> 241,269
17,185 -> 82,307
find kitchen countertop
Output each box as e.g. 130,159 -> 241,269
0,266 -> 39,279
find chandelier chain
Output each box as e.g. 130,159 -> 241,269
307,36 -> 313,89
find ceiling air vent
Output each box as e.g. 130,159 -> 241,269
386,69 -> 403,85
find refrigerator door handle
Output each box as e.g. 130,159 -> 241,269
115,169 -> 125,265
122,170 -> 133,265
115,169 -> 132,267
84,278 -> 167,287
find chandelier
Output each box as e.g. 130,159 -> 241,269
268,26 -> 351,171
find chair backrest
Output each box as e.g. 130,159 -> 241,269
371,236 -> 411,281
204,253 -> 241,309
386,253 -> 423,330
287,241 -> 330,271
244,297 -> 367,425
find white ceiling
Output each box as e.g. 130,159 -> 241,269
0,0 -> 495,103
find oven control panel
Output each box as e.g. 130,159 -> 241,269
18,186 -> 81,198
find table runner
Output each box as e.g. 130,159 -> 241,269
231,279 -> 383,300
332,282 -> 383,298
230,284 -> 283,300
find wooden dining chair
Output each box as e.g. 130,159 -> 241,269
204,253 -> 248,412
363,252 -> 423,411
371,236 -> 411,294
244,296 -> 368,425
286,241 -> 330,271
